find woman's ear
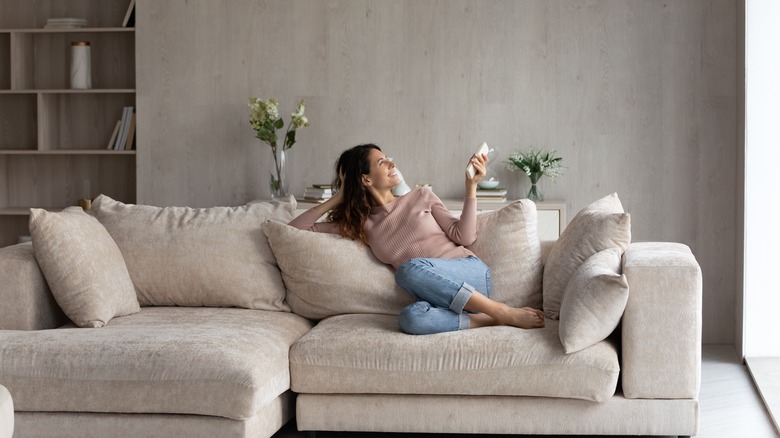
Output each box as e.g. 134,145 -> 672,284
361,174 -> 372,187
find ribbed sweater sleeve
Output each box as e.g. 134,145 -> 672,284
287,207 -> 339,234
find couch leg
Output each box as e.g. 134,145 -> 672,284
306,432 -> 317,438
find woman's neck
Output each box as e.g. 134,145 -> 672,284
368,188 -> 396,206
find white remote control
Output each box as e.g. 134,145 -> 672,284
466,142 -> 490,179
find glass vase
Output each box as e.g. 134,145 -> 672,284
527,172 -> 543,202
269,147 -> 288,200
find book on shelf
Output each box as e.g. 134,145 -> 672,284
476,196 -> 507,203
299,197 -> 328,204
113,106 -> 128,150
475,187 -> 507,198
303,191 -> 332,200
122,0 -> 136,27
106,120 -> 121,150
44,18 -> 87,29
114,106 -> 134,150
124,111 -> 137,150
302,185 -> 336,201
304,186 -> 333,195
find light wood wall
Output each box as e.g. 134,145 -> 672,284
136,0 -> 739,344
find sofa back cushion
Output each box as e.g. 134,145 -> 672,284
263,199 -> 543,320
29,207 -> 140,327
90,195 -> 293,311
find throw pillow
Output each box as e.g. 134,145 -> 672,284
559,247 -> 629,354
264,199 -> 543,320
467,199 -> 543,308
262,220 -> 415,320
90,195 -> 294,311
543,193 -> 631,319
28,207 -> 140,328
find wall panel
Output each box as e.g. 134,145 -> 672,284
136,0 -> 738,343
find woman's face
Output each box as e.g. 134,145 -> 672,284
363,148 -> 400,190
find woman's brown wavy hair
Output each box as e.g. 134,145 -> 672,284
326,144 -> 381,244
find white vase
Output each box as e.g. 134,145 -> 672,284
70,41 -> 92,89
269,147 -> 288,199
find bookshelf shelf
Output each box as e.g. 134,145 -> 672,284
0,27 -> 134,33
0,0 -> 136,247
0,89 -> 135,94
0,207 -> 65,216
0,150 -> 136,155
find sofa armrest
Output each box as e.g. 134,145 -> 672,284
621,242 -> 702,399
0,243 -> 68,330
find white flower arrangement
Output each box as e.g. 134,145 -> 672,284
248,98 -> 310,196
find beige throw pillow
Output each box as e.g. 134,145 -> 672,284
263,220 -> 415,320
264,199 -> 543,319
468,199 -> 543,308
29,207 -> 140,328
559,247 -> 629,354
543,193 -> 631,319
90,195 -> 293,311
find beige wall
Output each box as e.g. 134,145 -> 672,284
136,0 -> 739,344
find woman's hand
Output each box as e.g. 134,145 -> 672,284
309,170 -> 345,216
465,153 -> 488,197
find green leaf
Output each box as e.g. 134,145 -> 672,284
258,127 -> 275,143
274,118 -> 284,129
285,130 -> 296,149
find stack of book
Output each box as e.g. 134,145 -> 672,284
303,185 -> 335,202
106,106 -> 136,150
475,188 -> 507,203
44,18 -> 87,29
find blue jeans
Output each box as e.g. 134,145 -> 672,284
395,256 -> 492,335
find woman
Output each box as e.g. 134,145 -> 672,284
289,143 -> 545,335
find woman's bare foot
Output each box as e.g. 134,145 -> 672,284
497,305 -> 545,329
463,291 -> 545,329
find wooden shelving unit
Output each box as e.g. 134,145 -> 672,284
0,0 -> 136,247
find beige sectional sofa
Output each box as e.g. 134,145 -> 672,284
0,193 -> 702,437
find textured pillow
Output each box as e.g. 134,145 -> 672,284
264,199 -> 543,319
28,207 -> 140,328
90,195 -> 293,311
543,193 -> 631,319
468,199 -> 543,308
559,247 -> 629,354
262,220 -> 415,320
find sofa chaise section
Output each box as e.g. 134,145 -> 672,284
0,307 -> 312,420
0,243 -> 313,437
0,307 -> 312,437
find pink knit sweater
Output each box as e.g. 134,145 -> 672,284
288,188 -> 478,269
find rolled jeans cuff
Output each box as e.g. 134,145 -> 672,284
449,282 -> 475,314
458,313 -> 470,330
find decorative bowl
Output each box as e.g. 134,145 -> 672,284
478,179 -> 500,189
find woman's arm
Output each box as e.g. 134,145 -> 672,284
287,191 -> 343,233
430,152 -> 487,245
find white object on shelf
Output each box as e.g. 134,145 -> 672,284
70,41 -> 92,89
391,167 -> 412,196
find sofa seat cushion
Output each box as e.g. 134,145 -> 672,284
0,307 -> 313,421
290,314 -> 619,402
